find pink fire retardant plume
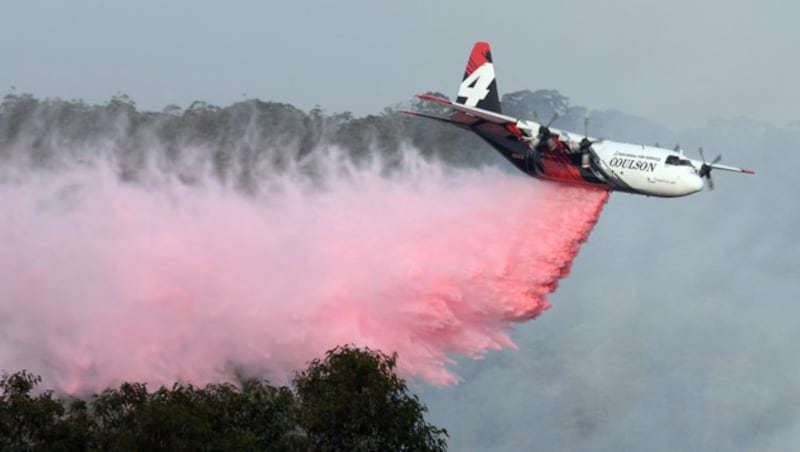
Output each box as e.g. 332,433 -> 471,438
0,150 -> 608,394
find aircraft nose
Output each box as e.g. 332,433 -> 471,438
688,175 -> 704,193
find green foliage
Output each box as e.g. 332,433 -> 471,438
90,381 -> 303,451
295,345 -> 448,452
0,370 -> 87,451
0,346 -> 447,451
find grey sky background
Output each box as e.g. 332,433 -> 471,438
2,0 -> 799,129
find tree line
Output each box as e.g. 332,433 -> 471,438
0,93 -> 491,185
0,345 -> 447,451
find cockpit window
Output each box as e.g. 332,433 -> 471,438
665,155 -> 695,167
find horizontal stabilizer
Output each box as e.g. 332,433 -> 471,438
400,110 -> 471,129
415,93 -> 518,125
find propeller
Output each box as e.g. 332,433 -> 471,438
546,112 -> 559,128
579,117 -> 603,168
698,146 -> 722,191
579,117 -> 603,151
537,112 -> 560,139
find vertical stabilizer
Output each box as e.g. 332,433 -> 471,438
456,42 -> 502,114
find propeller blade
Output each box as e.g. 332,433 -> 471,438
708,175 -> 715,191
546,112 -> 559,128
699,146 -> 706,163
712,154 -> 722,165
584,117 -> 589,138
580,137 -> 604,151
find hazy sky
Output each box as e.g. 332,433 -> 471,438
2,3 -> 798,450
2,0 -> 799,129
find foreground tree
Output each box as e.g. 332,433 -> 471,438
0,346 -> 447,451
294,345 -> 447,452
90,380 -> 304,451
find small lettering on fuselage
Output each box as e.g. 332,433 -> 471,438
609,157 -> 657,172
614,151 -> 661,162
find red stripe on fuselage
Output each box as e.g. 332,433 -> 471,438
505,123 -> 523,138
538,139 -> 584,182
539,156 -> 584,182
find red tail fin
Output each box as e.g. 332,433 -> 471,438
456,42 -> 502,114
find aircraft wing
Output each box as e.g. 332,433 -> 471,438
409,94 -> 527,137
708,163 -> 755,174
414,94 -> 519,124
688,159 -> 755,175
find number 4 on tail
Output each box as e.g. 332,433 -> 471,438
458,63 -> 495,107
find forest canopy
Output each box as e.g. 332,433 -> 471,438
0,345 -> 447,451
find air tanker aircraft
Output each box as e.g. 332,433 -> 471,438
405,42 -> 754,197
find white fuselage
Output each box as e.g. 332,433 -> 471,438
515,119 -> 705,197
592,142 -> 704,197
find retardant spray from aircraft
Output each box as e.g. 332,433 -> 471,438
0,120 -> 607,395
